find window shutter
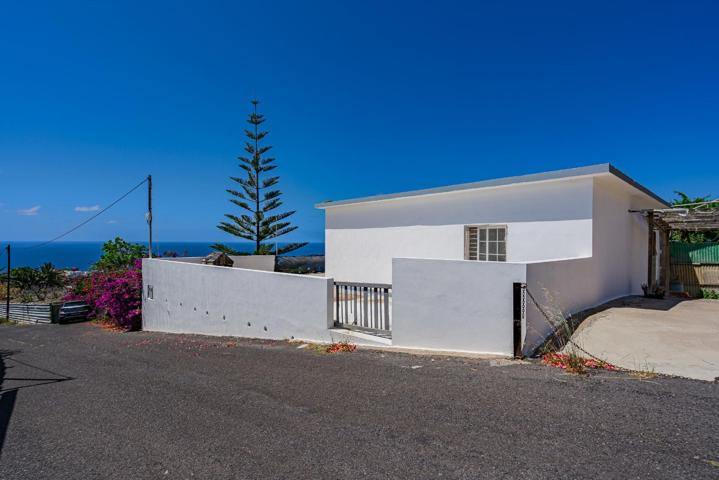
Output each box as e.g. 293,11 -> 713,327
465,226 -> 478,260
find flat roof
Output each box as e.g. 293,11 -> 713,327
315,163 -> 669,209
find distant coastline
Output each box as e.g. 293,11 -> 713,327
3,241 -> 325,270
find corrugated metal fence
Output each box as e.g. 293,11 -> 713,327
0,303 -> 60,323
671,242 -> 719,296
671,242 -> 719,264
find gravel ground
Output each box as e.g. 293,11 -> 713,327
0,322 -> 717,479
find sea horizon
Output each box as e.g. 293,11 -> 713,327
2,240 -> 325,270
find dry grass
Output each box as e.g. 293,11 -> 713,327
296,341 -> 357,354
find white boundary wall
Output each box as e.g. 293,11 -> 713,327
158,255 -> 275,271
392,258 -> 526,356
142,258 -> 334,342
523,257 -> 598,353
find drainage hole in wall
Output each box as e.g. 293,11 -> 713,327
180,302 -> 183,306
222,315 -> 226,320
205,311 -> 209,315
193,307 -> 197,311
247,322 -> 251,327
290,336 -> 294,340
263,326 -> 267,331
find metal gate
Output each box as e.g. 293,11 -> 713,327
333,281 -> 391,335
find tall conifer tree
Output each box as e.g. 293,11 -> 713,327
212,100 -> 307,255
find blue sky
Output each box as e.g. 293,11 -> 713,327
1,0 -> 718,244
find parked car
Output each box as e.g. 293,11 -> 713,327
58,300 -> 91,323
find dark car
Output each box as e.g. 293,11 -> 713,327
58,300 -> 91,323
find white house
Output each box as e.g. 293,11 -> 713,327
143,164 -> 668,359
316,164 -> 668,354
318,163 -> 666,287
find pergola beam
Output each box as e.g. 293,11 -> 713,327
629,206 -> 718,296
629,208 -> 719,232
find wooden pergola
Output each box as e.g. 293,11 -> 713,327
631,206 -> 719,294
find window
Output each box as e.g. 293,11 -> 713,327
465,226 -> 507,262
146,284 -> 154,300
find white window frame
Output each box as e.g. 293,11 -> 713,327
464,225 -> 508,262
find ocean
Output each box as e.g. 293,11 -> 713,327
3,241 -> 325,270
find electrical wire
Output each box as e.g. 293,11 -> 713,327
18,177 -> 149,250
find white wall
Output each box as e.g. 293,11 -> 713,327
592,177 -> 653,298
392,258 -> 526,355
142,259 -> 334,342
524,257 -> 600,353
325,177 -> 594,283
521,177 -> 664,354
229,255 -> 275,271
155,255 -> 276,271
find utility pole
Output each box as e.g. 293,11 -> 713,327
147,175 -> 153,258
5,244 -> 10,321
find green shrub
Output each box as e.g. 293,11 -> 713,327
92,237 -> 147,272
701,289 -> 719,300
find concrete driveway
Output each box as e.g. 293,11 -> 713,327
567,297 -> 719,381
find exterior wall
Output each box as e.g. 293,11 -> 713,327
524,257 -> 601,353
325,177 -> 594,283
155,255 -> 276,271
392,258 -> 526,355
522,178 -> 663,354
142,259 -> 334,342
592,176 -> 659,297
229,255 -> 276,271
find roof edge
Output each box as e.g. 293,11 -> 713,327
607,165 -> 670,207
315,163 -> 669,209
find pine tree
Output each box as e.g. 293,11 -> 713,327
212,100 -> 307,256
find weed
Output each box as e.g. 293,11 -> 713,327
298,341 -> 357,354
326,341 -> 357,353
542,352 -> 618,375
629,360 -> 658,380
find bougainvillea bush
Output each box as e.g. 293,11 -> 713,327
65,259 -> 142,331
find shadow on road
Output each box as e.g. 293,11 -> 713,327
0,350 -> 18,459
0,349 -> 74,459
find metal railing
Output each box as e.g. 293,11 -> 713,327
334,282 -> 392,332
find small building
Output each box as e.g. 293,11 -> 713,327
143,163 -> 673,358
317,163 -> 666,288
316,164 -> 668,354
202,251 -> 234,267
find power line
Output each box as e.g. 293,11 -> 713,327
18,177 -> 149,250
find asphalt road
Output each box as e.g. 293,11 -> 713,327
0,323 -> 717,479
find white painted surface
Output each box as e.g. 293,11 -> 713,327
524,257 -> 599,353
142,258 -> 335,342
155,255 -> 276,271
521,177 -> 664,353
229,255 -> 276,272
392,258 -> 526,356
325,177 -> 594,283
